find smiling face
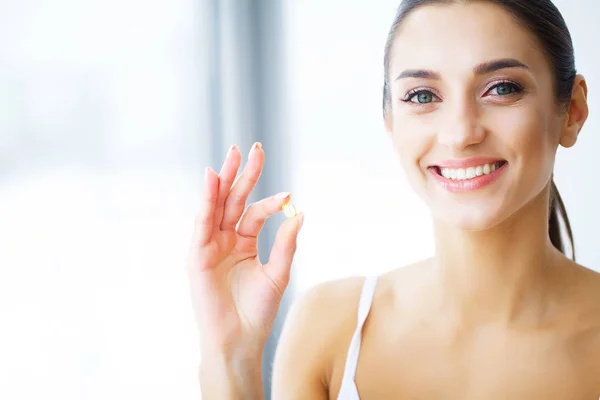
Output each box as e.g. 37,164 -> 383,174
384,2 -> 571,231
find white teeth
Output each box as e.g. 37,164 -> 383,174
439,162 -> 502,180
466,167 -> 476,179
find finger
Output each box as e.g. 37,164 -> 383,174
236,192 -> 291,238
193,167 -> 220,247
220,142 -> 264,231
263,212 -> 304,287
214,145 -> 242,229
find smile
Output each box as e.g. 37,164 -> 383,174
428,160 -> 508,192
438,161 -> 507,181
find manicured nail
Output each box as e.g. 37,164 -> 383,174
226,144 -> 237,157
276,192 -> 290,199
248,142 -> 262,157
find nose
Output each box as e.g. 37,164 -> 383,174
437,98 -> 486,150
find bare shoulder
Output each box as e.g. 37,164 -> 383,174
271,260 -> 431,399
567,262 -> 600,318
271,275 -> 369,399
562,263 -> 600,388
279,275 -> 369,354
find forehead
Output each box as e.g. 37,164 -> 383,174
389,2 -> 547,78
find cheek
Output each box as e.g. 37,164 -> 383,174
391,112 -> 436,170
485,102 -> 557,175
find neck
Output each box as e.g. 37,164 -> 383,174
430,187 -> 565,326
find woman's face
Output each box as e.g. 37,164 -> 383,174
385,2 -> 569,231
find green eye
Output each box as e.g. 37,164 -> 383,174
492,83 -> 519,96
409,91 -> 434,103
416,92 -> 433,103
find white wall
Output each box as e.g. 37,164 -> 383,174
0,0 -> 207,398
283,0 -> 600,295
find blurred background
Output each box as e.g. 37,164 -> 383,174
0,0 -> 597,398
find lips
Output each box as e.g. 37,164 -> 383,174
427,160 -> 508,193
432,160 -> 508,181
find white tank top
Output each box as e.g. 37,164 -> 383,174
336,276 -> 378,400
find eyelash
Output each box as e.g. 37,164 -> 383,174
401,80 -> 525,104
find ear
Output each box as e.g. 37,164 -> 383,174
383,85 -> 393,134
560,74 -> 589,148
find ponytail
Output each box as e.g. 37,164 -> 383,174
549,180 -> 575,260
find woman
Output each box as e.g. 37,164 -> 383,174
187,0 -> 598,398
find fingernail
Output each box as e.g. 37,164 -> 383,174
253,142 -> 262,150
276,192 -> 290,199
226,145 -> 237,159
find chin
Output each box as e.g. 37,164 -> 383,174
430,198 -> 511,232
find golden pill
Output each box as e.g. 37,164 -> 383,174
282,201 -> 298,218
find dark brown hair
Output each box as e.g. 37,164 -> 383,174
382,0 -> 576,259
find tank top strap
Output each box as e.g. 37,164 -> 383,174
337,275 -> 378,399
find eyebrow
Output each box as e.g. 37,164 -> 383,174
394,58 -> 530,81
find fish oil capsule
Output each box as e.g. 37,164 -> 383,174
282,201 -> 298,218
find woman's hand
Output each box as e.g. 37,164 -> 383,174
187,142 -> 304,358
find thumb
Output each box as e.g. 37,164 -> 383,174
264,212 -> 304,288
